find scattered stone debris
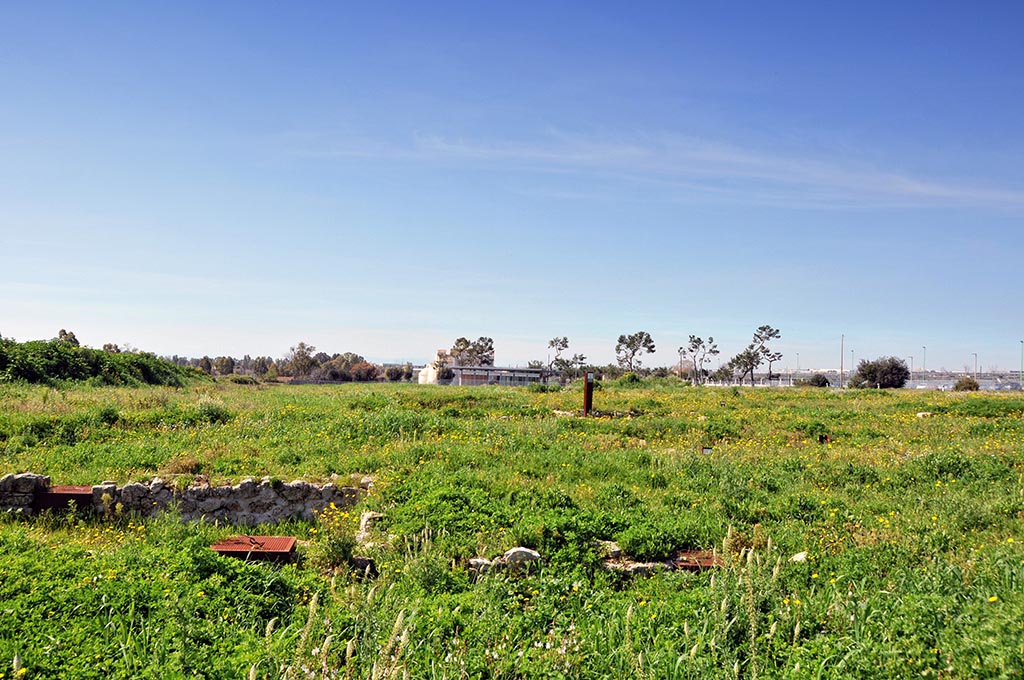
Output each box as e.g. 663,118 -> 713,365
468,557 -> 493,575
356,510 -> 385,544
601,546 -> 721,577
359,511 -> 384,532
916,412 -> 932,418
351,556 -> 378,578
789,551 -> 808,563
467,546 -> 542,579
551,409 -> 636,419
603,560 -> 669,577
498,546 -> 542,568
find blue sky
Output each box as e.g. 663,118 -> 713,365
2,2 -> 1023,372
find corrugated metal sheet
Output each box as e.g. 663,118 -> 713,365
210,535 -> 297,563
668,550 -> 720,572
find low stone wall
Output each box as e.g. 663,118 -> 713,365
0,472 -> 366,526
0,473 -> 50,511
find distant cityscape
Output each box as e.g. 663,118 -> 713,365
773,370 -> 1022,391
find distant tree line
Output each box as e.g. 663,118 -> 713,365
167,341 -> 413,383
532,325 -> 785,386
0,330 -> 195,386
3,327 -> 925,391
530,328 -> 918,391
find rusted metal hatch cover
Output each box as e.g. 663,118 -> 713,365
668,550 -> 720,571
33,485 -> 93,512
210,535 -> 297,563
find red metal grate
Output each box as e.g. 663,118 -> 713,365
668,550 -> 721,572
210,535 -> 297,563
33,485 -> 93,512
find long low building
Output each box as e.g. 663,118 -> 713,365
418,349 -> 546,386
452,365 -> 545,386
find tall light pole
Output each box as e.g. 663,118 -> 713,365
840,334 -> 845,388
973,352 -> 978,381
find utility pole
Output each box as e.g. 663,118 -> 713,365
840,334 -> 844,388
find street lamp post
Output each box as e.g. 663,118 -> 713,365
840,335 -> 844,389
972,352 -> 978,382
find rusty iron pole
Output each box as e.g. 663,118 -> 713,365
583,371 -> 594,416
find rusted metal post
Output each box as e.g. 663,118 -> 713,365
583,372 -> 594,416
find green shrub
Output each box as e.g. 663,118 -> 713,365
309,503 -> 357,569
94,405 -> 120,426
704,415 -> 740,442
0,338 -> 191,386
193,401 -> 232,425
954,376 -> 980,391
795,373 -> 830,387
617,372 -> 643,387
850,356 -> 910,388
615,516 -> 704,561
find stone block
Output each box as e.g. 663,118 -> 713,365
360,511 -> 384,532
12,473 -> 48,494
501,546 -> 542,565
92,483 -> 119,511
0,492 -> 34,508
280,481 -> 309,502
120,482 -> 150,508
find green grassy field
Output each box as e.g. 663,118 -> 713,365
2,380 -> 1023,678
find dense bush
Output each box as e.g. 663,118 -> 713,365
0,337 -> 195,386
796,372 -> 830,387
954,376 -> 980,391
849,356 -> 910,388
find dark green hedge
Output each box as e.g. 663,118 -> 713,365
0,338 -> 198,386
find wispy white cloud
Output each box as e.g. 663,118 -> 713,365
297,130 -> 1024,210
